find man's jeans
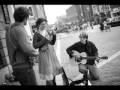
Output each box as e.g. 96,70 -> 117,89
13,67 -> 37,85
78,64 -> 100,80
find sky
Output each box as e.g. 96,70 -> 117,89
44,5 -> 72,24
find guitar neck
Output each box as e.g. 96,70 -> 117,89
81,56 -> 99,60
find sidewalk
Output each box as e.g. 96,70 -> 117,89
55,26 -> 120,86
61,50 -> 120,86
91,55 -> 120,85
7,52 -> 120,86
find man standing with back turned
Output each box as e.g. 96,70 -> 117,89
6,7 -> 39,85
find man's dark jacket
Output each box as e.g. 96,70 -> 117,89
66,40 -> 98,65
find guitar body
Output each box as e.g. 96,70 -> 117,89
72,50 -> 88,64
79,52 -> 87,64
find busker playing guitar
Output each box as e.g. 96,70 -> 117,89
66,31 -> 100,82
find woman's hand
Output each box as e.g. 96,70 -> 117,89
52,30 -> 56,35
46,35 -> 51,41
45,31 -> 52,41
47,29 -> 56,36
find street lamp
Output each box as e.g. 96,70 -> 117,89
86,6 -> 90,22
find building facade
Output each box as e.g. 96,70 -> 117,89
80,5 -> 93,22
66,5 -> 94,25
0,5 -> 46,84
66,5 -> 79,23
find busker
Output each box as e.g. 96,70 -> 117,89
66,31 -> 100,81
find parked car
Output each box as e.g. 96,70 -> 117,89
110,8 -> 120,27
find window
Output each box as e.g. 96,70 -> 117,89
28,7 -> 33,16
0,53 -> 4,69
2,5 -> 10,24
112,11 -> 120,17
0,5 -> 5,23
27,6 -> 35,19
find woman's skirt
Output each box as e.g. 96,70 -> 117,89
38,45 -> 62,80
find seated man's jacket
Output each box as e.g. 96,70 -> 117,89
66,40 -> 98,65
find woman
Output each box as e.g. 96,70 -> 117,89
33,18 -> 62,85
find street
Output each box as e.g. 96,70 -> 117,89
55,25 -> 120,85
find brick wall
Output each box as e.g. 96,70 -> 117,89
0,23 -> 11,84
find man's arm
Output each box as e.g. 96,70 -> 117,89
15,27 -> 39,56
66,42 -> 79,58
91,42 -> 99,57
33,32 -> 50,49
91,42 -> 99,63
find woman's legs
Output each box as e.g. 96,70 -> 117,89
46,76 -> 56,86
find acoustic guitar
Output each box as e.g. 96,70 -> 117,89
72,51 -> 108,64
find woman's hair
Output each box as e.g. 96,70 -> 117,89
13,7 -> 30,22
35,18 -> 47,30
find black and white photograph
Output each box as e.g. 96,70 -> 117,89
0,5 -> 120,86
